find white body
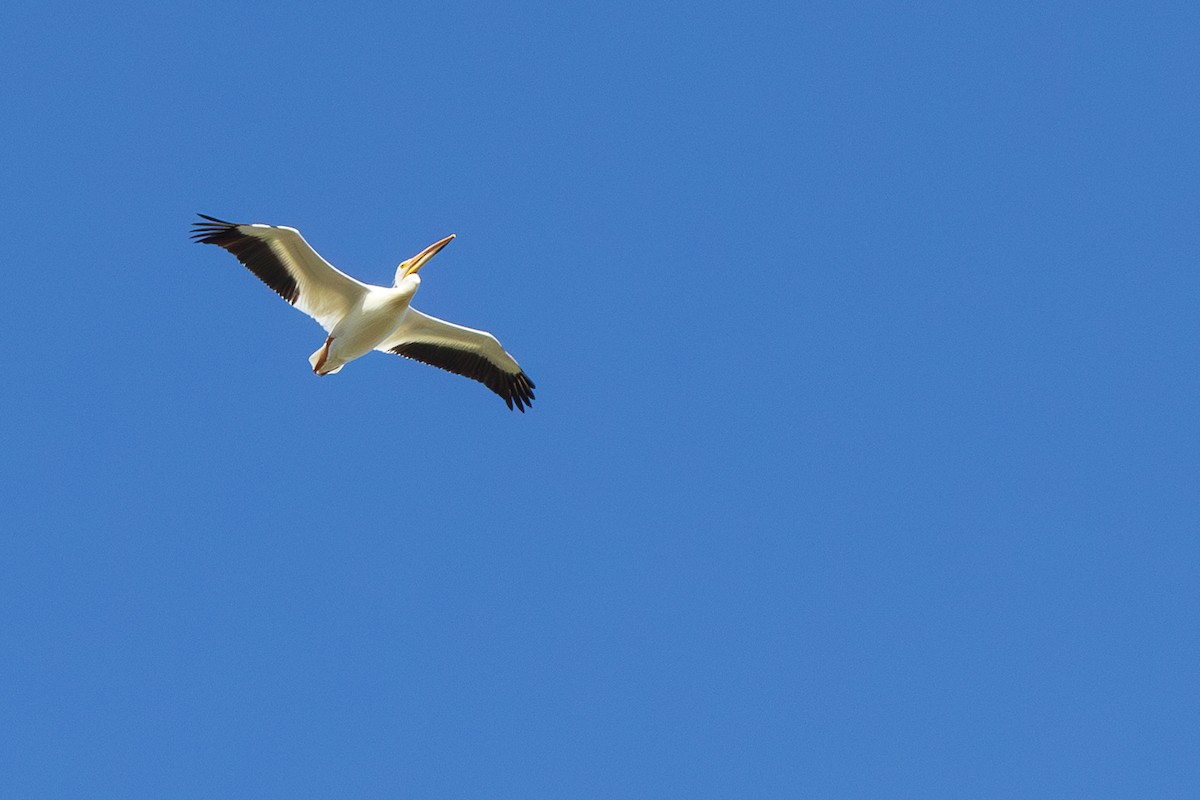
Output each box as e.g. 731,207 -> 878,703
314,276 -> 421,375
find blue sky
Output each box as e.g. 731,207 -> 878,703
2,1 -> 1197,796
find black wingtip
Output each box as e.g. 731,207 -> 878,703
196,212 -> 235,224
191,214 -> 240,245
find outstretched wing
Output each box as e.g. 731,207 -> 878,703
377,308 -> 536,411
191,214 -> 368,332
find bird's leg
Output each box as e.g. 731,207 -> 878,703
312,335 -> 333,374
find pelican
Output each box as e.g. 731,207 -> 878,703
190,214 -> 535,411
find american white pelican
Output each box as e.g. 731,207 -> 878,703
191,214 -> 536,411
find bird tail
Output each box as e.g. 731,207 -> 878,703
309,337 -> 343,375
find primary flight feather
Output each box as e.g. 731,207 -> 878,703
190,214 -> 535,411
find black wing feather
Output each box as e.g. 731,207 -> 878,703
389,342 -> 536,412
190,214 -> 300,304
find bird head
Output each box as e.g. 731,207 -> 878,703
396,234 -> 456,283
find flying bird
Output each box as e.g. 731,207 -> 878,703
191,214 -> 535,411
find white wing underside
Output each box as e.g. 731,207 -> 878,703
241,225 -> 368,332
376,308 -> 522,373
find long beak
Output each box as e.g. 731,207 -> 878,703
403,234 -> 456,277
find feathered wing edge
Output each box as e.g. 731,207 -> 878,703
390,341 -> 536,411
190,214 -> 365,332
382,309 -> 536,411
190,214 -> 301,303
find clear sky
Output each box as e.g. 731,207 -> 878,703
2,1 -> 1197,797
